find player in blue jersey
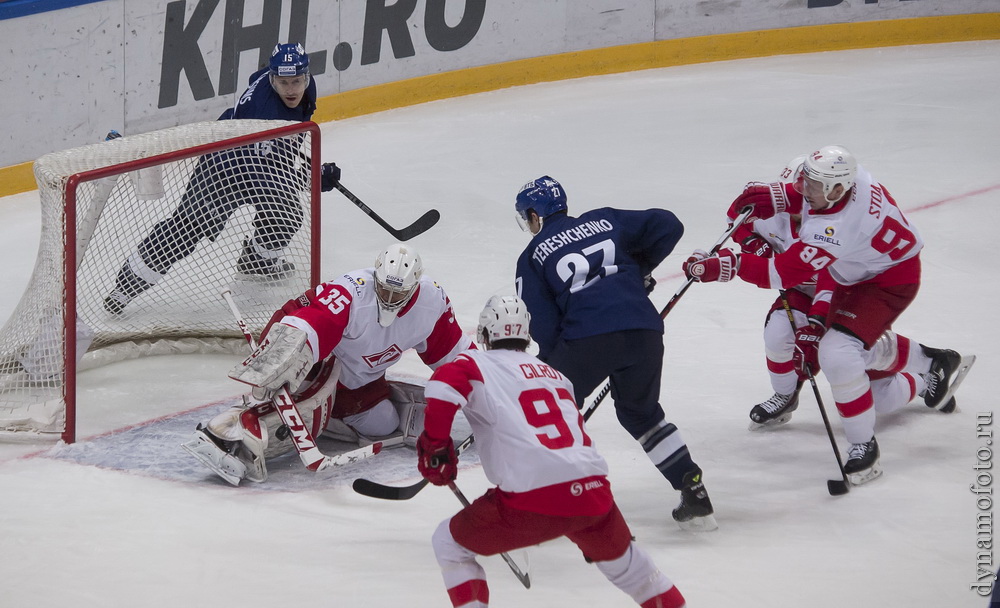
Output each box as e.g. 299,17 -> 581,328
103,43 -> 342,315
513,176 -> 716,531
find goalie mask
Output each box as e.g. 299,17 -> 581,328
373,243 -> 423,327
793,145 -> 857,208
477,295 -> 531,348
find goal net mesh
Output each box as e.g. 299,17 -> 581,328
0,120 -> 320,441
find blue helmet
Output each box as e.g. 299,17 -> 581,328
269,43 -> 309,77
515,176 -> 567,224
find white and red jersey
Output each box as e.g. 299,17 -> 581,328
279,269 -> 474,390
424,348 -> 610,515
739,165 -> 923,293
748,213 -> 798,255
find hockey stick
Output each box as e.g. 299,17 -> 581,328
447,481 -> 532,589
221,289 -> 391,472
333,182 -> 440,241
581,207 -> 755,421
779,291 -> 850,496
352,433 -> 476,500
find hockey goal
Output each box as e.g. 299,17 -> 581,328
0,120 -> 321,442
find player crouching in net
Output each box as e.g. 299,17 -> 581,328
183,243 -> 475,485
683,146 -> 974,485
417,295 -> 687,608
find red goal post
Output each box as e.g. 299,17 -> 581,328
0,120 -> 321,443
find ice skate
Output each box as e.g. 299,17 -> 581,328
103,265 -> 153,315
843,437 -> 882,485
918,345 -> 975,414
236,238 -> 295,281
671,468 -> 718,531
748,384 -> 800,431
181,424 -> 249,486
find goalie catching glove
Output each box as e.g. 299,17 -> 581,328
228,323 -> 315,400
682,248 -> 739,283
416,431 -> 457,486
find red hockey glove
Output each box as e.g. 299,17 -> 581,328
739,235 -> 773,258
727,182 -> 789,223
416,432 -> 457,486
683,248 -> 739,283
793,322 -> 826,379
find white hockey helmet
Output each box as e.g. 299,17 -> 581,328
794,145 -> 857,207
373,243 -> 423,327
477,295 -> 531,348
779,155 -> 806,184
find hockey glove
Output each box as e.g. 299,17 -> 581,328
793,322 -> 826,379
320,162 -> 341,192
683,248 -> 739,283
416,432 -> 457,486
727,182 -> 789,223
739,235 -> 773,258
228,323 -> 314,399
643,273 -> 656,294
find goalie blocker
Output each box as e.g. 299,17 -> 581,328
182,369 -> 427,486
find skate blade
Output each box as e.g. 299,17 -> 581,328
846,463 -> 883,486
676,513 -> 719,532
747,413 -> 794,431
934,355 -> 976,412
181,434 -> 246,486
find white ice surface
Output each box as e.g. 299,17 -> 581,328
1,41 -> 998,607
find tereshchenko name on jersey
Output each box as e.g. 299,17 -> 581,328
531,219 -> 615,264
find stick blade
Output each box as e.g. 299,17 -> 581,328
352,477 -> 430,501
393,209 -> 441,241
828,479 -> 850,496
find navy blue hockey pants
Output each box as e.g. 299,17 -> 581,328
545,329 -> 697,489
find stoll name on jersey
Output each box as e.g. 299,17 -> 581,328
532,219 -> 615,264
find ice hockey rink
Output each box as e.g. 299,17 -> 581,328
1,40 -> 998,607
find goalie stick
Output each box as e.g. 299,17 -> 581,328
581,206 -> 755,421
333,182 -> 440,241
221,289 -> 392,472
448,480 -> 532,589
352,433 -> 476,500
779,291 -> 851,496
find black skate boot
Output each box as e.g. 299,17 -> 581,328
748,383 -> 801,431
844,436 -> 882,485
672,468 -> 718,531
103,264 -> 154,315
918,345 -> 962,413
236,238 -> 295,280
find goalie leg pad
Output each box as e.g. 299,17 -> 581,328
342,399 -> 399,440
388,380 -> 427,447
